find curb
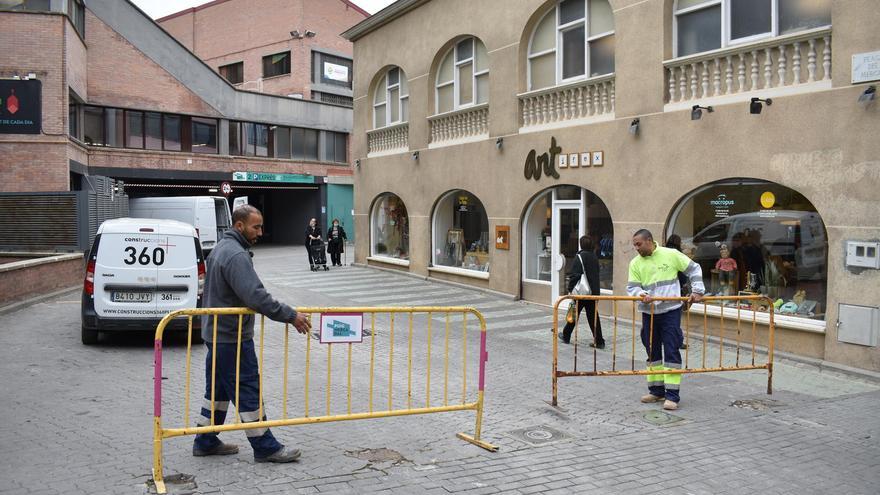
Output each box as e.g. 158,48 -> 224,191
0,286 -> 80,316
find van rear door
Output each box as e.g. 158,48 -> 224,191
93,223 -> 160,319
155,225 -> 200,315
214,197 -> 232,239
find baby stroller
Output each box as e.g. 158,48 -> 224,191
310,240 -> 329,271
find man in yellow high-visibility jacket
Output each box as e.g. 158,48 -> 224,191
627,229 -> 704,410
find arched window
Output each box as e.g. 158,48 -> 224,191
432,190 -> 490,273
373,67 -> 409,129
667,179 -> 828,320
674,0 -> 831,57
435,37 -> 489,114
527,0 -> 615,91
371,193 -> 409,260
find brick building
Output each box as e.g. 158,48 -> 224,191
0,0 -> 361,250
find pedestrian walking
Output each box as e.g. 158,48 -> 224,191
627,229 -> 704,411
305,218 -> 326,271
193,205 -> 312,463
559,235 -> 605,348
326,219 -> 347,267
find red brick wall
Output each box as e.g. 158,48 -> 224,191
159,0 -> 366,98
85,11 -> 221,116
0,141 -> 70,192
65,21 -> 88,100
0,255 -> 83,306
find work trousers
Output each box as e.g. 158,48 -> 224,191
561,299 -> 604,346
193,340 -> 283,458
640,307 -> 683,403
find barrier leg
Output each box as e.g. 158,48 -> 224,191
152,337 -> 166,494
457,390 -> 498,451
152,417 -> 166,494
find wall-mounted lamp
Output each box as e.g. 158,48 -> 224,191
858,85 -> 876,106
290,30 -> 303,39
411,151 -> 419,161
628,118 -> 640,135
495,137 -> 504,150
691,105 -> 714,120
305,30 -> 316,37
749,97 -> 773,114
355,158 -> 361,168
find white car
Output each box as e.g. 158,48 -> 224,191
81,218 -> 205,345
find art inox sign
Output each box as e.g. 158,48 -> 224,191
523,136 -> 605,181
0,79 -> 41,134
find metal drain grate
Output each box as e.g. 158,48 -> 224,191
506,425 -> 570,446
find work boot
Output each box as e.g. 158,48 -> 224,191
640,393 -> 665,403
193,442 -> 239,457
255,446 -> 302,463
663,400 -> 679,411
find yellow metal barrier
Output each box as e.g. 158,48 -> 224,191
552,295 -> 775,406
151,306 -> 496,494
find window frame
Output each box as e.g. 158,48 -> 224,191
673,0 -> 832,58
527,0 -> 616,91
219,61 -> 244,84
262,51 -> 291,78
434,37 -> 489,115
373,67 -> 409,129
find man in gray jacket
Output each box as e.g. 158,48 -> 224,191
193,205 -> 311,463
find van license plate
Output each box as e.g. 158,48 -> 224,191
112,292 -> 153,303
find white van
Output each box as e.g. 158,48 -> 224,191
80,218 -> 205,345
129,196 -> 232,254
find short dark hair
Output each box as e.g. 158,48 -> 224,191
232,204 -> 260,224
579,235 -> 593,251
633,229 -> 653,241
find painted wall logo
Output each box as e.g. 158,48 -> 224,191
524,136 -> 561,181
0,79 -> 41,134
710,193 -> 735,218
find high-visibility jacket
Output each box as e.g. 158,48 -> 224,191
627,243 -> 705,314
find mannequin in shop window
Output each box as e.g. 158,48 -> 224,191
714,244 -> 738,295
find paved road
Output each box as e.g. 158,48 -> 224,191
1,245 -> 878,494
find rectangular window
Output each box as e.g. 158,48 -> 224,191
731,0 -> 771,40
334,132 -> 346,163
321,131 -> 348,163
125,110 -> 144,149
677,5 -> 721,57
263,51 -> 291,78
313,52 -> 352,88
292,128 -> 319,160
274,126 -> 291,159
561,26 -> 586,79
228,121 -> 241,155
219,62 -> 243,84
191,117 -> 217,154
778,0 -> 831,34
68,0 -> 85,37
163,115 -> 181,151
255,124 -> 269,157
105,108 -> 124,147
68,102 -> 78,139
243,122 -> 256,156
145,112 -> 163,150
83,106 -> 104,146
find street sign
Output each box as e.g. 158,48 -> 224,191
232,171 -> 314,183
319,313 -> 364,344
220,182 -> 232,196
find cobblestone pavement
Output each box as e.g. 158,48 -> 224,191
1,245 -> 879,494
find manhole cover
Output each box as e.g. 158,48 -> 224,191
639,410 -> 685,426
345,448 -> 405,464
731,399 -> 781,411
506,425 -> 570,446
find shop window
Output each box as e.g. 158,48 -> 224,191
163,115 -> 181,151
373,67 -> 409,128
371,193 -> 409,260
219,62 -> 244,84
667,179 -> 828,320
527,0 -> 615,91
432,190 -> 490,273
522,187 -> 614,289
312,52 -> 352,88
435,37 -> 489,114
263,51 -> 291,78
191,117 -> 217,154
674,0 -> 831,57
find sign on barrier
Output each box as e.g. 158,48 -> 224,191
150,306 -> 496,494
552,295 -> 775,406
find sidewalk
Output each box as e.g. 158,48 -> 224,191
0,245 -> 877,494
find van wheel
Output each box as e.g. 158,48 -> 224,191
82,326 -> 98,345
